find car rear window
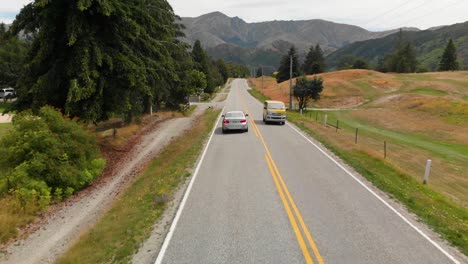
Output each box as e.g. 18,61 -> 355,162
226,112 -> 244,118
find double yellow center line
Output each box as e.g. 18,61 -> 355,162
238,90 -> 324,264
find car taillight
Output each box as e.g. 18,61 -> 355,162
223,120 -> 229,124
240,119 -> 247,123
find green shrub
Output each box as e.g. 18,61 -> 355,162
0,107 -> 105,210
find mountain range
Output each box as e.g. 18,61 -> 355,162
180,12 -> 421,73
326,21 -> 468,71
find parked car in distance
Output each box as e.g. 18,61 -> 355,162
263,100 -> 286,125
0,88 -> 16,99
222,111 -> 249,133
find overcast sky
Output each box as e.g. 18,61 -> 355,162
1,0 -> 467,31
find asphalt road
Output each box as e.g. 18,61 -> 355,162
156,79 -> 461,264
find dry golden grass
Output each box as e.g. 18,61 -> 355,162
252,70 -> 468,108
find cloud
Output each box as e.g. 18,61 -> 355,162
0,0 -> 32,12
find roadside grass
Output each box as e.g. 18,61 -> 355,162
201,85 -> 225,102
0,123 -> 35,244
57,108 -> 220,264
183,105 -> 197,116
464,96 -> 468,101
248,86 -> 270,102
0,102 -> 10,113
248,86 -> 468,256
287,111 -> 468,256
0,197 -> 39,244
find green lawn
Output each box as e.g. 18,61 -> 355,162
409,88 -> 448,96
318,110 -> 468,160
0,102 -> 10,113
0,123 -> 12,139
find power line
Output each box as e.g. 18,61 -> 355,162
362,0 -> 421,27
368,0 -> 436,29
387,0 -> 464,29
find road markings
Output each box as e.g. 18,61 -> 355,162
265,154 -> 314,264
268,151 -> 325,264
238,88 -> 325,264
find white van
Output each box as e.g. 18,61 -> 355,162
263,100 -> 286,125
0,88 -> 16,98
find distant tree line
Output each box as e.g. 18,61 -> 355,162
334,30 -> 460,73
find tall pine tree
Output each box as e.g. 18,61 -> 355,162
192,40 -> 216,93
10,0 -> 188,122
384,30 -> 417,73
302,44 -> 325,74
439,39 -> 459,71
276,46 -> 300,83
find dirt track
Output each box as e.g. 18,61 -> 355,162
0,102 -> 220,264
0,114 -> 12,123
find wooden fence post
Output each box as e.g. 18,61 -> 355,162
355,128 -> 358,144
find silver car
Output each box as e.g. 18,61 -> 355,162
222,111 -> 249,133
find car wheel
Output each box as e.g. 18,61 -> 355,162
222,128 -> 226,134
245,127 -> 248,132
281,122 -> 285,125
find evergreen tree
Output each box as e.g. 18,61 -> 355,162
192,40 -> 216,93
0,23 -> 6,39
227,64 -> 250,78
439,39 -> 459,71
210,59 -> 224,89
216,59 -> 229,83
337,54 -> 358,70
302,44 -> 325,74
256,66 -> 263,77
276,46 -> 300,83
10,0 -> 187,122
0,37 -> 28,88
382,30 -> 417,73
352,59 -> 368,69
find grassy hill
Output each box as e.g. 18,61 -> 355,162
326,21 -> 468,71
250,70 -> 468,209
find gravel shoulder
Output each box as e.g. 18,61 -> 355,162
0,105 -> 213,264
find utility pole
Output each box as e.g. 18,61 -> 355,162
289,55 -> 293,110
261,65 -> 264,89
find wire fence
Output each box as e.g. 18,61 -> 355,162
296,109 -> 467,207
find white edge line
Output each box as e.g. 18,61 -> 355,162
154,106 -> 225,264
286,123 -> 460,264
